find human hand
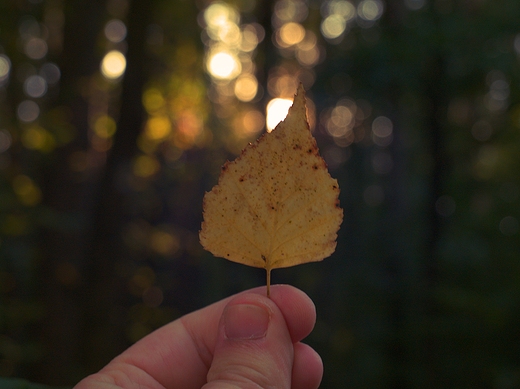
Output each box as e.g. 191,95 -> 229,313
73,285 -> 323,389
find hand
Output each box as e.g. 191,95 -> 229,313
74,285 -> 323,389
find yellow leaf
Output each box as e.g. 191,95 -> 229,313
200,84 -> 343,296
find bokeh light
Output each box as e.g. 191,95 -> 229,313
404,0 -> 426,10
201,0 -> 265,120
204,2 -> 239,34
296,47 -> 320,67
266,98 -> 293,131
145,116 -> 171,141
17,100 -> 40,122
273,0 -> 308,25
218,23 -> 241,46
243,109 -> 265,134
320,0 -> 356,41
12,174 -> 42,206
24,37 -> 48,60
322,98 -> 358,146
279,22 -> 305,46
142,88 -> 165,114
133,154 -> 160,178
142,286 -> 164,308
93,115 -> 117,139
0,129 -> 12,153
296,31 -> 321,67
371,115 -> 393,146
323,145 -> 349,169
267,69 -> 300,98
101,50 -> 126,79
24,75 -> 47,98
332,104 -> 354,131
240,24 -> 260,52
272,1 -> 321,69
174,110 -> 204,149
40,62 -> 61,84
206,49 -> 241,80
485,71 -> 510,112
21,125 -> 55,152
320,97 -> 372,147
321,14 -> 347,39
471,120 -> 493,142
357,0 -> 384,22
0,55 -> 11,83
104,19 -> 127,43
327,0 -> 356,20
234,74 -> 258,101
372,116 -> 392,137
149,228 -> 180,256
233,109 -> 265,137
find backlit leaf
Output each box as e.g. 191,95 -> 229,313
200,84 -> 343,296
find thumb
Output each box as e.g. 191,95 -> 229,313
203,292 -> 294,389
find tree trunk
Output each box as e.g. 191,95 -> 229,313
80,0 -> 153,374
38,0 -> 106,385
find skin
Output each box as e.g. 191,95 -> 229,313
74,285 -> 323,389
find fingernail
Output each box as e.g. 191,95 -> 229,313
224,303 -> 270,340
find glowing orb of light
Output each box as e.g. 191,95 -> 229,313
234,74 -> 258,102
266,98 -> 293,132
207,50 -> 241,80
0,55 -> 11,82
101,50 -> 126,80
321,14 -> 346,39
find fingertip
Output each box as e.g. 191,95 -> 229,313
267,285 -> 317,343
239,285 -> 317,340
206,290 -> 294,388
291,342 -> 323,389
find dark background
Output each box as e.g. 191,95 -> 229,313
1,0 -> 520,388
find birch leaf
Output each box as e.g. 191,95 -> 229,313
200,84 -> 343,296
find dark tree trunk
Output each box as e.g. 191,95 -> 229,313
38,0 -> 106,385
81,0 -> 153,374
421,52 -> 446,388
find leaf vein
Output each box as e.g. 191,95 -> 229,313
275,182 -> 337,233
215,210 -> 265,257
231,175 -> 273,242
270,215 -> 338,259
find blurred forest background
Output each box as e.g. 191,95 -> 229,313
1,0 -> 520,387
